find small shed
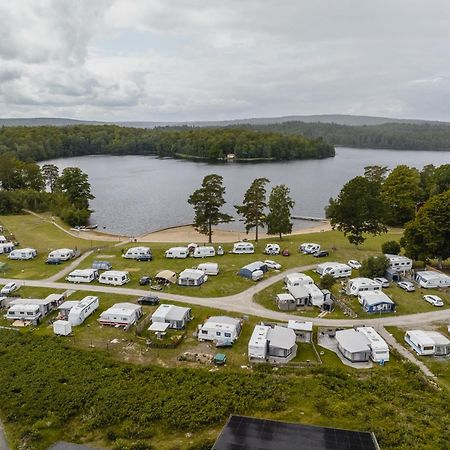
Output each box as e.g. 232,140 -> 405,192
335,329 -> 371,362
53,320 -> 72,336
275,293 -> 296,311
287,320 -> 313,343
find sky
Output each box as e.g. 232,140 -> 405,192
1,0 -> 450,122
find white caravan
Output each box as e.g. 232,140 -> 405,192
193,246 -> 216,258
98,270 -> 130,286
404,330 -> 436,356
264,243 -> 281,255
232,242 -> 254,254
347,278 -> 382,296
196,262 -> 219,276
0,242 -> 14,254
48,248 -> 75,261
285,273 -> 314,287
356,327 -> 390,362
198,316 -> 242,343
0,235 -> 7,243
165,246 -> 189,259
385,254 -> 412,273
8,248 -> 37,260
98,303 -> 143,327
415,271 -> 450,289
68,296 -> 99,326
299,243 -> 320,254
317,262 -> 352,278
123,246 -> 152,260
66,269 -> 98,283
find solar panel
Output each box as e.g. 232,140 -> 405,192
213,415 -> 380,450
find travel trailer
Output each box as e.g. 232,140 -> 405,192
284,273 -> 313,287
299,243 -> 320,254
198,316 -> 242,343
196,262 -> 219,276
98,270 -> 130,286
66,269 -> 98,283
0,242 -> 14,254
193,246 -> 216,258
404,330 -> 436,356
322,263 -> 352,278
47,248 -> 75,261
346,278 -> 382,296
415,271 -> 450,289
68,296 -> 99,326
232,242 -> 255,254
264,243 -> 281,255
123,246 -> 152,260
8,248 -> 37,260
165,247 -> 189,259
178,269 -> 208,286
356,327 -> 390,362
385,254 -> 412,273
98,303 -> 143,327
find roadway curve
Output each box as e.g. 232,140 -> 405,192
2,264 -> 450,327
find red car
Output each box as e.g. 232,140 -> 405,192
282,249 -> 290,256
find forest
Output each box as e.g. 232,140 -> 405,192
0,125 -> 335,162
247,121 -> 450,150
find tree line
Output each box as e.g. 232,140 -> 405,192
0,125 -> 335,162
0,154 -> 93,226
326,163 -> 450,265
246,121 -> 450,151
188,175 -> 294,243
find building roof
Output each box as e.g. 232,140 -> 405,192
285,273 -> 313,284
416,270 -> 450,281
179,268 -> 205,280
213,415 -> 380,450
288,320 -> 313,332
101,303 -> 140,317
349,278 -> 380,288
287,284 -> 310,299
152,304 -> 191,321
10,298 -> 53,306
45,293 -> 65,302
206,316 -> 241,327
58,300 -> 80,310
69,269 -> 97,276
155,270 -> 177,282
268,326 -> 296,350
336,329 -> 371,353
8,304 -> 40,312
276,293 -> 295,302
148,322 -> 170,332
248,324 -> 270,348
100,270 -> 129,277
359,291 -> 394,306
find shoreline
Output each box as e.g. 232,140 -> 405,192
71,221 -> 332,243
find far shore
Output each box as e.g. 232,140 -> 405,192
67,221 -> 332,243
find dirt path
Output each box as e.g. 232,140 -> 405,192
45,251 -> 95,283
0,421 -> 9,450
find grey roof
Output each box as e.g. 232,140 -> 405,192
242,261 -> 265,272
335,329 -> 370,353
426,331 -> 450,346
360,291 -> 394,306
207,316 -> 241,326
268,326 -> 296,350
287,284 -> 310,299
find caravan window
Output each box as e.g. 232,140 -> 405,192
224,332 -> 231,338
201,330 -> 208,335
216,331 -> 221,336
422,345 -> 433,351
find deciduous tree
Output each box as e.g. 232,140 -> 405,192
55,167 -> 94,209
266,185 -> 295,239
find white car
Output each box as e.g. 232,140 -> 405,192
1,282 -> 17,295
264,260 -> 282,270
423,295 -> 444,307
398,281 -> 415,292
347,260 -> 362,270
373,277 -> 389,288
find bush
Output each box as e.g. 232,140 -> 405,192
381,240 -> 401,255
319,273 -> 336,290
360,255 -> 389,278
60,207 -> 91,226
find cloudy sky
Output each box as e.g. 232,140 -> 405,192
1,0 -> 450,121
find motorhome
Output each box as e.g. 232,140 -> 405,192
356,326 -> 390,362
66,269 -> 98,283
196,262 -> 219,275
47,248 -> 75,261
8,248 -> 37,260
165,247 -> 189,259
0,242 -> 14,254
98,270 -> 130,286
415,271 -> 450,289
123,246 -> 152,260
346,278 -> 382,296
68,296 -> 99,326
193,246 -> 216,258
232,242 -> 254,254
264,243 -> 280,255
299,243 -> 320,254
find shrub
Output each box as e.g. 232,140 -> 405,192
381,240 -> 401,255
360,255 -> 389,278
319,273 -> 336,290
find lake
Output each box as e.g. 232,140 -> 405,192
43,148 -> 450,236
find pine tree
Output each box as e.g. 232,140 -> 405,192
266,185 -> 294,239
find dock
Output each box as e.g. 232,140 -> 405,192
292,216 -> 328,222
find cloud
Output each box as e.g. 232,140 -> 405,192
1,0 -> 450,121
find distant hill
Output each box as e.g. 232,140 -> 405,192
0,114 -> 446,128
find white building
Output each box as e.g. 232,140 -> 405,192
385,254 -> 412,273
151,304 -> 192,329
66,269 -> 98,283
347,278 -> 382,296
198,316 -> 242,343
356,327 -> 390,362
415,271 -> 450,289
178,269 -> 207,286
98,303 -> 143,327
275,293 -> 296,311
287,285 -> 310,306
68,296 -> 99,326
9,298 -> 57,316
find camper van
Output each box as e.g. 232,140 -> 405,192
299,243 -> 320,254
66,269 -> 98,283
193,246 -> 216,258
232,242 -> 254,254
48,248 -> 75,261
264,243 -> 281,255
123,246 -> 153,261
165,247 -> 189,259
8,248 -> 37,260
0,242 -> 14,254
98,270 -> 130,286
68,296 -> 99,326
197,262 -> 219,275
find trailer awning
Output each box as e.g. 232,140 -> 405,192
148,322 -> 170,332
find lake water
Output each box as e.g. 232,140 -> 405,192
43,148 -> 450,236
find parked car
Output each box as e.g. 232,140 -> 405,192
45,257 -> 62,265
139,276 -> 151,286
423,294 -> 444,307
264,260 -> 282,270
373,277 -> 390,288
347,260 -> 362,269
1,282 -> 17,295
281,249 -> 290,256
136,255 -> 152,261
137,295 -> 160,305
313,250 -> 329,258
398,281 -> 415,292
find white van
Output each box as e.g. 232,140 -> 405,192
98,270 -> 130,286
264,243 -> 280,255
193,246 -> 216,258
299,243 -> 320,254
66,269 -> 98,283
232,242 -> 254,254
8,248 -> 37,260
197,262 -> 219,276
165,247 -> 189,259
